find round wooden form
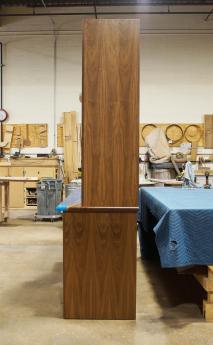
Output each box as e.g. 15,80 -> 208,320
184,124 -> 202,143
165,124 -> 184,144
141,124 -> 157,141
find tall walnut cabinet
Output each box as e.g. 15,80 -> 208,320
63,19 -> 140,320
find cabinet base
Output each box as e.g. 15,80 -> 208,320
63,208 -> 137,320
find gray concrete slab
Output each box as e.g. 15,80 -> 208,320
0,219 -> 212,345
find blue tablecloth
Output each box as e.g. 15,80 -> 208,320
138,187 -> 213,268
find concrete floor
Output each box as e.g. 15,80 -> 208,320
0,218 -> 213,345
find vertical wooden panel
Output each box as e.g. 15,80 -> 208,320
82,19 -> 140,207
63,111 -> 79,182
204,115 -> 213,148
63,210 -> 137,320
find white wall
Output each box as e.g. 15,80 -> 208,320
141,34 -> 213,123
0,29 -> 213,152
2,33 -> 82,152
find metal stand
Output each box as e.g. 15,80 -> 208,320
34,214 -> 62,222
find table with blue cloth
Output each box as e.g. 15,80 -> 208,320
56,187 -> 81,213
138,187 -> 213,268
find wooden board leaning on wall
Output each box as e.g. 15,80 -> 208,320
204,115 -> 213,149
139,123 -> 204,147
57,124 -> 63,147
2,124 -> 48,148
57,123 -> 82,148
63,111 -> 79,182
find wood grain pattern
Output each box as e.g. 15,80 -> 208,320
204,115 -> 213,148
82,19 -> 139,207
63,210 -> 137,319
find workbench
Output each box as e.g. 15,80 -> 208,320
139,178 -> 158,187
138,187 -> 213,267
138,187 -> 213,321
148,178 -> 183,187
0,158 -> 59,208
0,177 -> 38,222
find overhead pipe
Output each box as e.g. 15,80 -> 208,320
0,30 -> 213,35
39,0 -> 58,150
7,1 -> 213,6
0,11 -> 213,16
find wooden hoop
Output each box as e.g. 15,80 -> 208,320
165,124 -> 184,144
184,124 -> 202,143
141,124 -> 157,141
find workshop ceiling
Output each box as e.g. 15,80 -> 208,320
1,0 -> 213,33
1,0 -> 213,7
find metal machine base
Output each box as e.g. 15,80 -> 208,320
34,214 -> 62,222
